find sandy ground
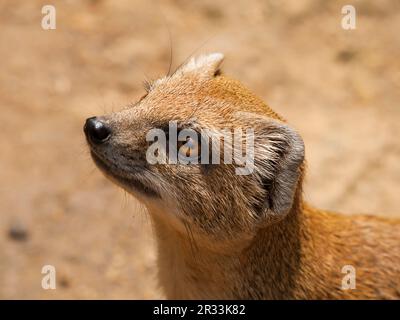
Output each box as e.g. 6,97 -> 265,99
0,0 -> 399,299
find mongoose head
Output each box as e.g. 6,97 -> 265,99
84,53 -> 305,249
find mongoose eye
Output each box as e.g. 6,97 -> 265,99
178,137 -> 200,159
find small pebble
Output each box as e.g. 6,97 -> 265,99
8,224 -> 29,242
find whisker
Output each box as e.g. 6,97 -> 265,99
184,220 -> 198,261
170,33 -> 219,77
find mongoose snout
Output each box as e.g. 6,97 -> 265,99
84,116 -> 112,144
85,53 -> 400,299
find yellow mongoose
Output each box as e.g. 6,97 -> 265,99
84,53 -> 400,299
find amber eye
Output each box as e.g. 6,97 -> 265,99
178,137 -> 200,159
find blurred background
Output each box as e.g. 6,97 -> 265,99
0,0 -> 399,299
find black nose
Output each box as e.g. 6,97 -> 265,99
84,117 -> 111,144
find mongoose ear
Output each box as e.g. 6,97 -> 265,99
237,112 -> 305,221
255,120 -> 305,220
175,53 -> 224,78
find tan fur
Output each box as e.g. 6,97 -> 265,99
85,53 -> 400,299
